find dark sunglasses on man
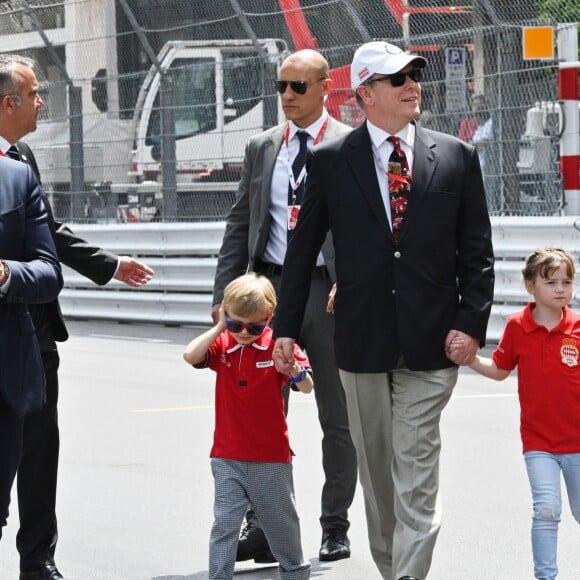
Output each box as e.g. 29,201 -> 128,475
366,68 -> 422,88
275,77 -> 326,95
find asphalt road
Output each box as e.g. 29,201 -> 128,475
1,320 -> 579,579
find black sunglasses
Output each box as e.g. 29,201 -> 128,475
275,78 -> 326,95
367,69 -> 422,88
225,318 -> 268,336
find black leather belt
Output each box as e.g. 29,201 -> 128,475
253,258 -> 329,279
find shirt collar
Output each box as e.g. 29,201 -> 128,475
366,120 -> 415,150
288,109 -> 328,141
225,326 -> 273,354
521,303 -> 574,334
0,136 -> 12,155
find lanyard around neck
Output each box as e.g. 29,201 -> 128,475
284,118 -> 328,194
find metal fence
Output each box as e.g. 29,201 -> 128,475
1,1 -> 579,222
57,218 -> 580,341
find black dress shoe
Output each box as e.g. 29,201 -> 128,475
236,524 -> 276,563
20,561 -> 65,580
319,528 -> 351,561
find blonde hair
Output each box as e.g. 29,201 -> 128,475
522,247 -> 576,282
223,273 -> 276,318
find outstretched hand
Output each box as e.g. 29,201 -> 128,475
114,256 -> 155,287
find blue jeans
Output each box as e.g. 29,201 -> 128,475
524,451 -> 580,579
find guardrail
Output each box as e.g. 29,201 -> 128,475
59,217 -> 580,342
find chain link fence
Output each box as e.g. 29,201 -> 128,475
1,0 -> 578,222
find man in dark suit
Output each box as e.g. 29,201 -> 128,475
273,42 -> 494,580
0,54 -> 154,580
212,49 -> 358,563
0,155 -> 62,546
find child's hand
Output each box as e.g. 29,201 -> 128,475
448,337 -> 464,350
217,305 -> 227,330
445,330 -> 477,365
326,284 -> 336,313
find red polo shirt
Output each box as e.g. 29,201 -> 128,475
493,303 -> 580,454
198,327 -> 310,463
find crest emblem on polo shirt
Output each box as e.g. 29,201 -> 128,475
560,338 -> 579,367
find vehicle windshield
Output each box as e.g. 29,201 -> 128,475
145,51 -> 264,146
146,57 -> 216,145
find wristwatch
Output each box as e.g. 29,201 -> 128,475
289,365 -> 307,384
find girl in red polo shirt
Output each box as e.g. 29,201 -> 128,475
183,273 -> 312,580
456,247 -> 580,580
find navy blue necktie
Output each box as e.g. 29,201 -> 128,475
6,145 -> 21,161
288,131 -> 309,206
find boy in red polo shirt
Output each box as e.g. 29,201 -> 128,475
450,247 -> 580,580
183,273 -> 312,580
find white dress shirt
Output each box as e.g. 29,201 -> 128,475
263,111 -> 328,266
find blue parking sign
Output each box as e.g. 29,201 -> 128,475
447,48 -> 465,65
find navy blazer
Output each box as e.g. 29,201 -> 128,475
0,156 -> 63,416
275,123 -> 495,373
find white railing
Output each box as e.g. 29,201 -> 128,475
59,217 -> 580,342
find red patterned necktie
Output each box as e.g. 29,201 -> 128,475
387,136 -> 411,243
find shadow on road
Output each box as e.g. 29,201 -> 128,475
152,559 -> 335,579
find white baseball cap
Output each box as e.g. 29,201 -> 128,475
351,41 -> 427,90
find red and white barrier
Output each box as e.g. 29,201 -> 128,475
559,23 -> 580,214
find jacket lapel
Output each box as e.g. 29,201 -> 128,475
253,128 -> 284,259
259,127 -> 284,220
346,124 -> 390,233
397,126 -> 437,243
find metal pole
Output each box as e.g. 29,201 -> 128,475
69,85 -> 85,220
118,0 -> 176,221
22,0 -> 85,220
160,79 -> 177,220
227,0 -> 278,129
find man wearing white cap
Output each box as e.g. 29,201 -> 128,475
272,41 -> 494,580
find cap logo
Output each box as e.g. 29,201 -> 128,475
358,67 -> 369,80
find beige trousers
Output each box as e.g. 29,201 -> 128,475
340,363 -> 458,580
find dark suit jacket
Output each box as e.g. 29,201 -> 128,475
0,156 -> 63,416
275,123 -> 495,373
17,142 -> 118,343
212,116 -> 352,304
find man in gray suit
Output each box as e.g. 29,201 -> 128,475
212,49 -> 358,563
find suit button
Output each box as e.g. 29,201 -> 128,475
392,289 -> 396,294
394,251 -> 401,259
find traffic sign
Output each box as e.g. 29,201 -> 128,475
522,26 -> 554,60
445,46 -> 467,112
